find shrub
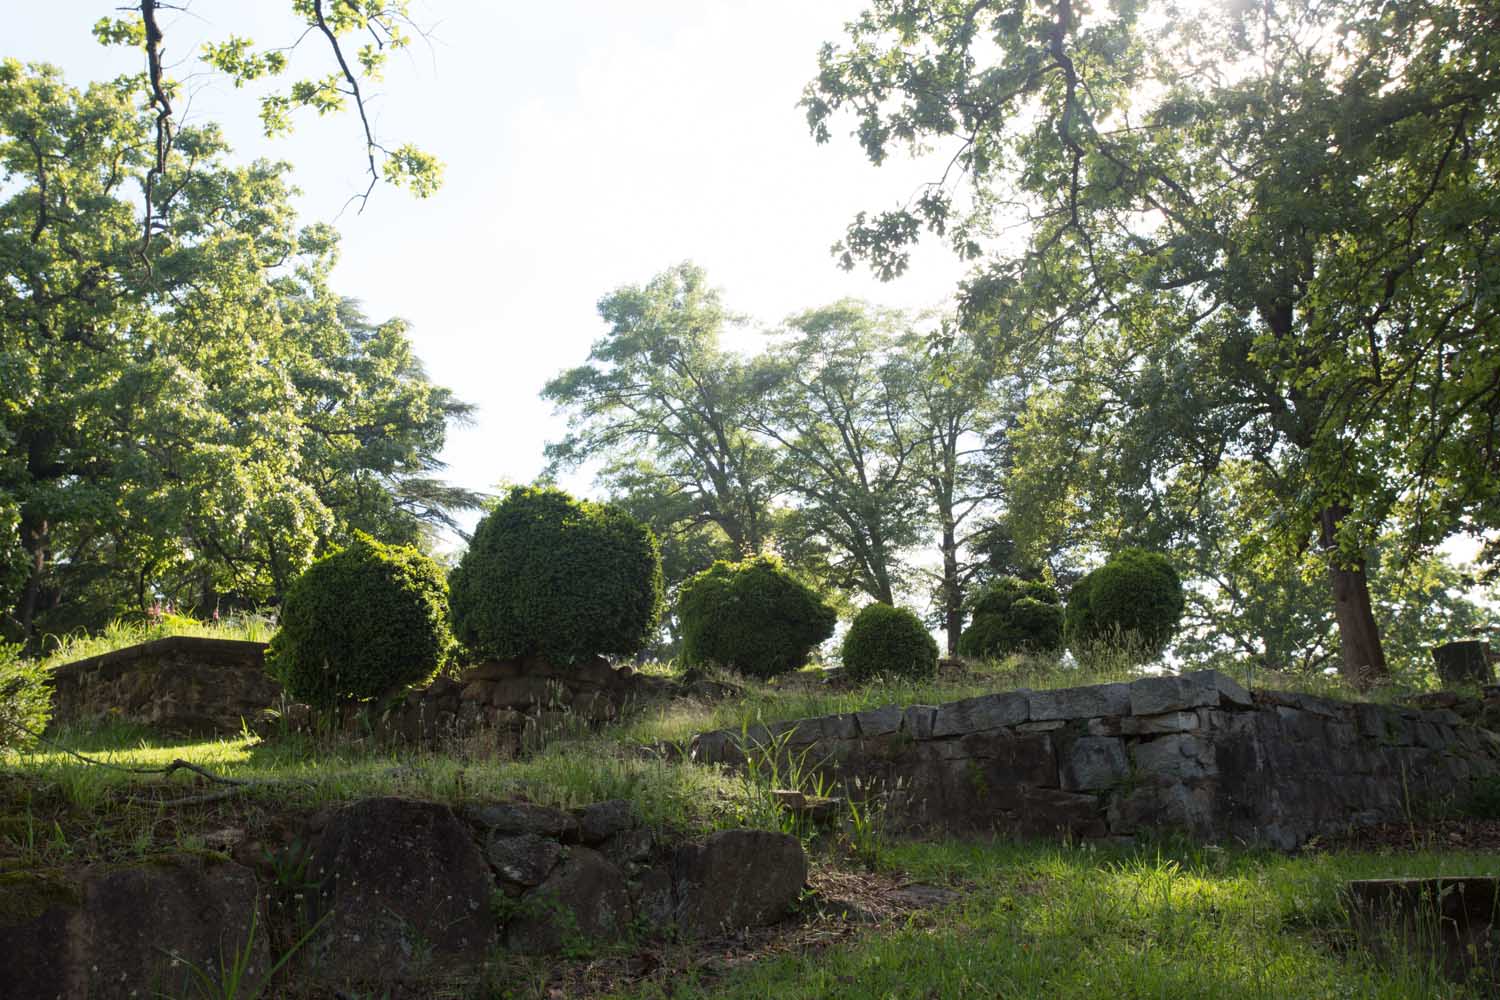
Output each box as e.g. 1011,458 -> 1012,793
677,556 -> 836,679
1064,548 -> 1185,662
0,644 -> 50,750
958,577 -> 1064,658
267,534 -> 451,707
842,603 -> 938,682
449,486 -> 664,662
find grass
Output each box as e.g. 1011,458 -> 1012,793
601,838 -> 1499,999
27,613 -> 277,674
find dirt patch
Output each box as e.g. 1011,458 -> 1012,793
1305,818 -> 1500,854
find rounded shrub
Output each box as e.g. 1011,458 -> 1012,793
1064,547 -> 1185,661
676,556 -> 836,679
958,577 -> 1064,659
841,603 -> 938,682
448,486 -> 664,663
267,534 -> 451,707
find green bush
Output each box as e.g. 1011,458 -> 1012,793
449,486 -> 664,662
267,534 -> 451,707
842,603 -> 938,682
1064,548 -> 1185,662
958,577 -> 1064,658
0,644 -> 50,750
677,556 -> 836,679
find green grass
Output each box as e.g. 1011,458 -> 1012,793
603,838 -> 1499,999
29,613 -> 277,673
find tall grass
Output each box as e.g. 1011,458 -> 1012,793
30,612 -> 277,672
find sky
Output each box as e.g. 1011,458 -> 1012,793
10,2 -> 970,538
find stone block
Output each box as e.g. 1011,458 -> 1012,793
1120,711 -> 1199,735
1016,720 -> 1066,732
956,731 -> 1058,786
310,798 -> 496,979
464,801 -> 580,840
1014,787 -> 1108,839
1131,734 -> 1218,781
1086,716 -> 1123,736
1129,673 -> 1223,715
673,830 -> 807,937
903,705 -> 938,740
931,691 -> 1029,737
1060,736 -> 1129,791
855,704 -> 903,737
506,847 -> 631,954
488,833 -> 563,887
574,800 -> 637,844
1030,683 -> 1129,721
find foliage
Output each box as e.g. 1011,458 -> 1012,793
959,577 -> 1064,659
804,0 -> 1500,682
0,62 -> 475,641
542,264 -> 776,561
448,486 -> 665,663
677,556 -> 836,679
267,534 -> 450,706
841,603 -> 939,682
749,302 -> 927,605
0,643 -> 50,751
1065,549 -> 1185,662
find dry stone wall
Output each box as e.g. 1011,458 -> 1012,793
683,670 -> 1500,849
0,797 -> 807,998
46,636 -> 281,737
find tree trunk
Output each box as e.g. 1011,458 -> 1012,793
16,512 -> 47,641
1320,504 -> 1388,687
940,522 -> 961,655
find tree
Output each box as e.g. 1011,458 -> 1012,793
806,0 -> 1500,684
543,264 -> 778,560
750,301 -> 926,605
0,62 -> 473,640
903,320 -> 1009,653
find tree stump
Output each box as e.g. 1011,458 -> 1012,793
1346,877 -> 1500,986
1432,641 -> 1494,686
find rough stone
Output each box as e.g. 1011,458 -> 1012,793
308,798 -> 495,979
1030,683 -> 1130,721
1060,736 -> 1130,791
1129,673 -> 1223,715
8,858 -> 271,1000
902,704 -> 938,740
631,864 -> 676,928
931,691 -> 1029,737
505,847 -> 632,954
488,833 -> 564,887
1131,734 -> 1218,782
855,704 -> 904,737
673,830 -> 807,937
465,801 -> 580,840
574,799 -> 637,844
1121,710 -> 1200,735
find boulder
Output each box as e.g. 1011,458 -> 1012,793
672,830 -> 806,937
574,799 -> 636,844
0,859 -> 267,1000
488,833 -> 563,887
307,798 -> 495,980
505,847 -> 632,954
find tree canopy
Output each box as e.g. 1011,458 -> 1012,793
0,61 -> 472,641
805,0 -> 1500,683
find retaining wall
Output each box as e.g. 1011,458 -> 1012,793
684,670 -> 1500,849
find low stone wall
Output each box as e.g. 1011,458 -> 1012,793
0,797 -> 806,998
682,670 -> 1500,849
47,638 -> 727,744
46,636 -> 281,737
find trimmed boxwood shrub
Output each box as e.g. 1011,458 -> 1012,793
677,556 -> 836,679
958,577 -> 1064,659
267,534 -> 451,707
1064,547 -> 1185,661
841,603 -> 938,682
449,486 -> 664,662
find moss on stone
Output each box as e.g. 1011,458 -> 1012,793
0,871 -> 80,928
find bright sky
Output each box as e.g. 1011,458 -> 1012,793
11,2 -> 968,537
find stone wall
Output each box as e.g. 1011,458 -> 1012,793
46,636 -> 281,737
46,638 -> 726,744
0,797 -> 806,998
681,670 -> 1500,849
